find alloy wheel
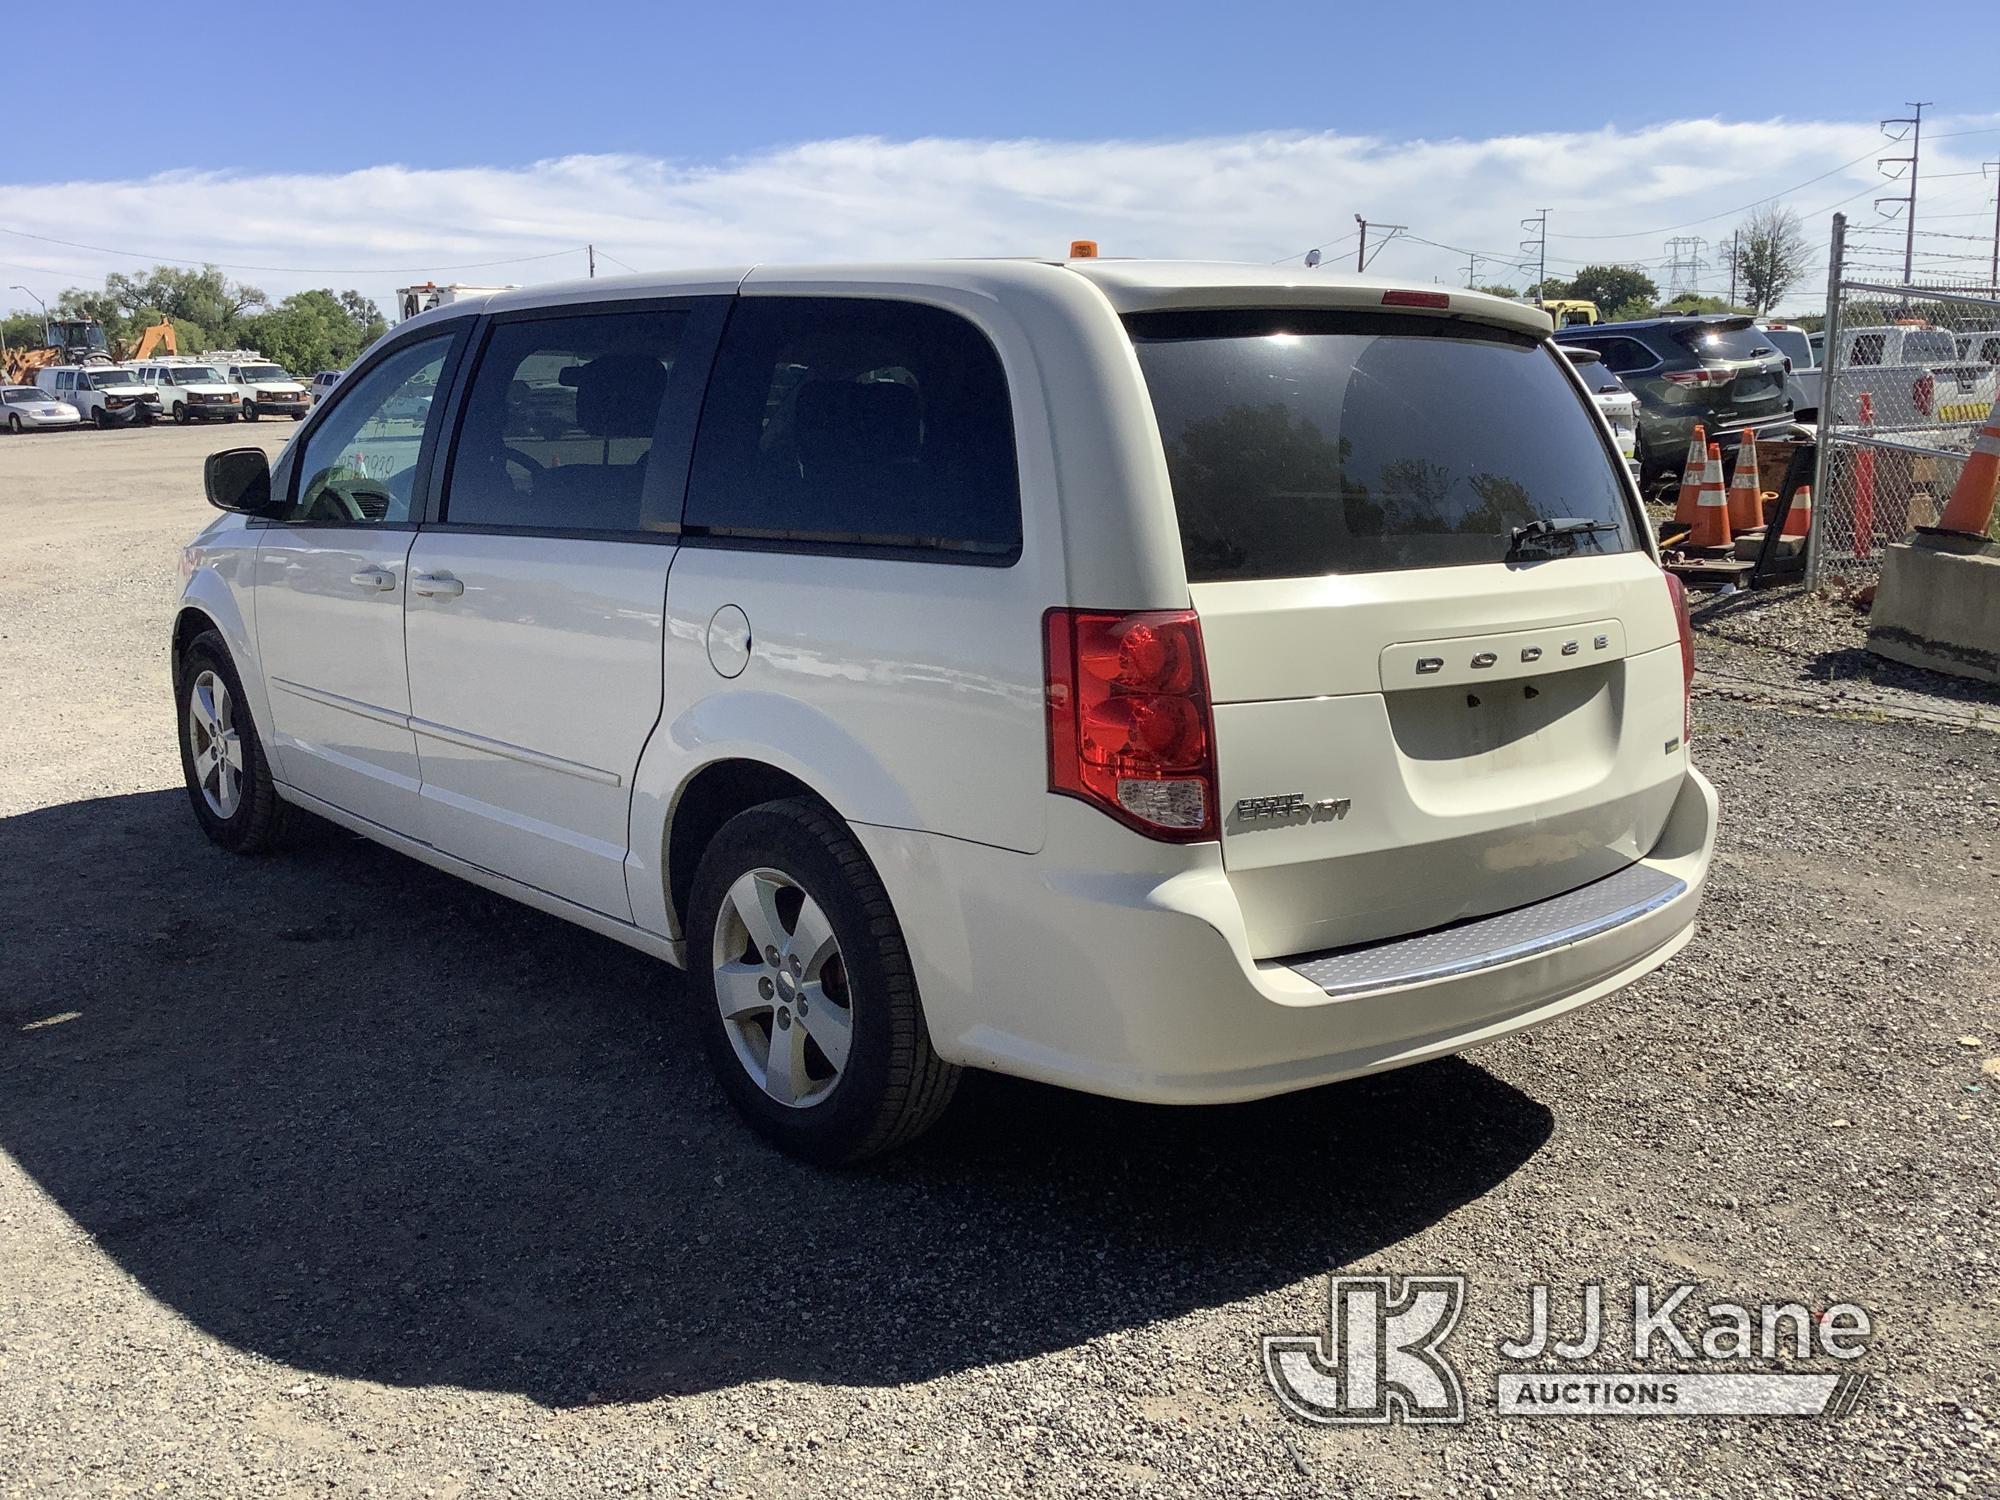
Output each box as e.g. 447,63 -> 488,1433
710,868 -> 854,1108
186,669 -> 245,819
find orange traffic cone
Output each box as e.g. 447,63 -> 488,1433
1672,423 -> 1708,528
1780,483 -> 1813,539
1685,443 -> 1733,551
1935,395 -> 2000,536
1727,429 -> 1765,532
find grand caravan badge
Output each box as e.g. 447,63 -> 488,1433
1232,792 -> 1351,826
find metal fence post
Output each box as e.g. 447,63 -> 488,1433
1807,212 -> 1845,590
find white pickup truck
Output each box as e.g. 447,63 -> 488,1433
1828,324 -> 1999,431
1757,322 -> 1820,418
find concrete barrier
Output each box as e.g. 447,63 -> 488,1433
1867,532 -> 2000,684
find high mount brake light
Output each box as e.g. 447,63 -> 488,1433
1044,608 -> 1218,842
1382,289 -> 1451,309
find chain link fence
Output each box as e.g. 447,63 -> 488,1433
1809,213 -> 2000,583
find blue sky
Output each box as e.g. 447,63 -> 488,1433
4,3 -> 1997,317
15,1 -> 1997,180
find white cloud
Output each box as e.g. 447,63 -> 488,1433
4,114 -> 1997,321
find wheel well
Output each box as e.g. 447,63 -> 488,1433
172,606 -> 218,665
666,760 -> 827,937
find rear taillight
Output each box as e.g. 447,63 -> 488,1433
1381,289 -> 1450,309
1663,367 -> 1733,390
1664,572 -> 1695,745
1044,608 -> 1218,841
1912,372 -> 1935,418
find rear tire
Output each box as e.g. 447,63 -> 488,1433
174,631 -> 288,855
687,797 -> 959,1164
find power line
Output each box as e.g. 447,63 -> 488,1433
1549,144 -> 1886,240
1268,227 -> 1359,267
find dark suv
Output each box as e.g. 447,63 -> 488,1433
1554,315 -> 1792,488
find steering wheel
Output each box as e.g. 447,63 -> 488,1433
301,483 -> 368,524
502,445 -> 545,478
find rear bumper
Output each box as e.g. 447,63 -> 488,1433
860,768 -> 1717,1104
1642,410 -> 1794,465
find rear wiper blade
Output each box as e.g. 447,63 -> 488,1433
1507,517 -> 1619,558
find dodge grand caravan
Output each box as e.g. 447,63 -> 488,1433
173,261 -> 1717,1163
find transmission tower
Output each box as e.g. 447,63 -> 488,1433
1664,237 -> 1709,299
1519,209 -> 1549,298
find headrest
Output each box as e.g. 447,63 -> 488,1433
573,354 -> 668,439
795,381 -> 921,477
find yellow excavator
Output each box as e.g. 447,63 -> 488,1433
2,315 -> 176,386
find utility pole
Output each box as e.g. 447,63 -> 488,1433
1877,102 -> 1931,284
1463,251 -> 1480,288
1353,215 -> 1406,273
588,244 -> 596,279
1729,230 -> 1739,307
1519,210 -> 1549,300
1986,161 -> 1999,288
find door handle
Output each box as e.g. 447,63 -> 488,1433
349,567 -> 396,591
411,572 -> 465,599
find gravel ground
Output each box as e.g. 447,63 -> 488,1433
2,425 -> 1997,1498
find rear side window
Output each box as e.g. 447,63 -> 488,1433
445,309 -> 689,534
684,297 -> 1020,560
1566,355 -> 1625,395
1761,328 -> 1812,367
1129,309 -> 1636,581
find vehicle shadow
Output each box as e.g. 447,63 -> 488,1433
0,789 -> 1554,1407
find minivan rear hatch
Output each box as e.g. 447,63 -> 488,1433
1127,303 -> 1689,959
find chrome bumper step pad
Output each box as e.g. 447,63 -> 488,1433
1284,862 -> 1687,998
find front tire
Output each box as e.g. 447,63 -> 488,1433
242,402 -> 260,422
688,798 -> 958,1164
173,401 -> 189,425
174,631 -> 287,854
5,413 -> 20,434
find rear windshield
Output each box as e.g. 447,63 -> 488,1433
1672,322 -> 1777,362
1127,310 -> 1636,580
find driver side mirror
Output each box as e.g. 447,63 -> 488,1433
205,447 -> 273,514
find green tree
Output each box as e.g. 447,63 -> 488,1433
1565,264 -> 1659,321
1655,293 -> 1756,317
105,265 -> 266,339
1,310 -> 47,353
1727,207 -> 1810,314
239,288 -> 386,374
1475,282 -> 1521,299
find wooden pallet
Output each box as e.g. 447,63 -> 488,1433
1662,554 -> 1757,588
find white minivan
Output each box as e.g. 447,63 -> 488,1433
173,261 -> 1716,1163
